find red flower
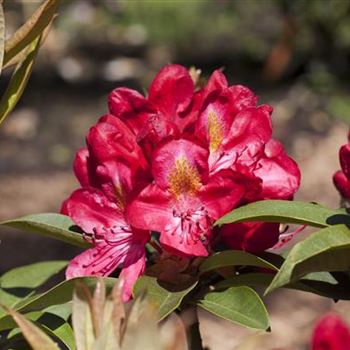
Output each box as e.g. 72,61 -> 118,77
195,70 -> 270,174
190,70 -> 300,253
63,64 -> 301,297
127,139 -> 246,256
311,313 -> 350,350
62,116 -> 150,301
221,222 -> 280,253
333,136 -> 350,199
108,64 -> 195,146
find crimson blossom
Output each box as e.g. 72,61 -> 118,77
311,313 -> 350,350
333,131 -> 350,200
62,64 -> 300,300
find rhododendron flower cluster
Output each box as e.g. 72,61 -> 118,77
62,64 -> 300,300
333,131 -> 350,200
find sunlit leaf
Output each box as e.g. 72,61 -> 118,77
0,305 -> 59,350
215,200 -> 349,227
199,250 -> 278,274
1,213 -> 91,248
0,35 -> 41,126
0,277 -> 117,331
198,286 -> 269,330
214,271 -> 350,300
133,276 -> 197,321
3,0 -> 59,67
45,302 -> 72,321
42,319 -> 75,350
0,261 -> 68,289
265,224 -> 350,294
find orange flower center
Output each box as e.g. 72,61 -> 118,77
208,111 -> 223,152
168,157 -> 201,197
114,184 -> 125,209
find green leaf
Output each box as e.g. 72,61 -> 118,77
0,311 -> 43,332
296,272 -> 350,300
215,273 -> 274,291
0,34 -> 41,126
198,286 -> 269,330
199,250 -> 278,274
6,311 -> 76,350
0,277 -> 117,331
0,2 -> 5,75
1,261 -> 68,289
133,276 -> 198,321
214,271 -> 350,300
45,303 -> 72,321
20,277 -> 117,314
0,288 -> 22,307
265,224 -> 350,294
1,213 -> 91,248
215,200 -> 349,228
3,0 -> 59,67
0,306 -> 60,350
39,314 -> 75,350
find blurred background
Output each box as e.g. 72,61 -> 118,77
1,0 -> 350,348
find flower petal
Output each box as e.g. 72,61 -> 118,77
87,114 -> 148,171
61,188 -> 123,233
227,85 -> 258,114
152,139 -> 209,194
195,77 -> 258,156
339,143 -> 350,181
254,139 -> 300,200
160,222 -> 209,257
148,64 -> 194,119
127,183 -> 210,257
73,148 -> 91,187
126,183 -> 173,233
202,69 -> 228,101
108,87 -> 154,136
197,169 -> 246,219
312,313 -> 350,350
119,250 -> 146,302
221,221 -> 280,253
66,243 -> 125,278
333,170 -> 350,199
223,106 -> 273,161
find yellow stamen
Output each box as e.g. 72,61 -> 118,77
115,184 -> 125,210
208,111 -> 223,152
168,157 -> 201,197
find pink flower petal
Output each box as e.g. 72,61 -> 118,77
61,188 -> 124,233
312,313 -> 350,350
108,87 -> 154,136
198,169 -> 246,220
152,139 -> 209,193
339,144 -> 350,181
87,114 -> 148,171
148,64 -> 194,119
333,170 -> 350,199
73,148 -> 90,187
254,139 -> 300,200
119,252 -> 146,302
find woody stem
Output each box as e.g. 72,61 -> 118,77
179,306 -> 205,350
